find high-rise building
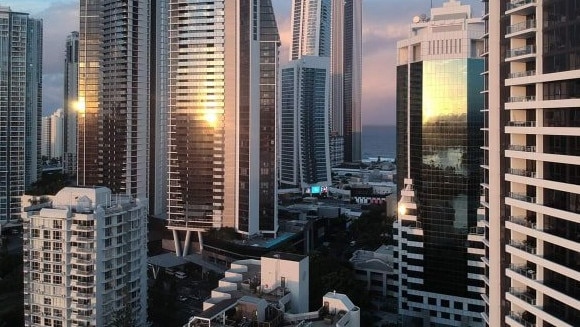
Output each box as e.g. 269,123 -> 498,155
63,31 -> 79,177
78,0 -> 150,204
41,109 -> 65,160
483,1 -> 580,326
0,6 -> 42,224
394,1 -> 486,326
280,56 -> 331,192
283,0 -> 331,192
22,187 -> 148,326
149,0 -> 168,218
166,0 -> 280,255
330,0 -> 362,163
290,0 -> 331,60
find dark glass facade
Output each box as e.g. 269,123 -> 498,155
397,58 -> 484,298
543,0 -> 580,73
79,0 -> 149,201
258,0 -> 279,232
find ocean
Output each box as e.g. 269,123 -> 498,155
361,125 -> 396,161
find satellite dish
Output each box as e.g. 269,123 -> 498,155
413,16 -> 420,23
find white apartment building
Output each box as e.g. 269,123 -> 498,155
41,109 -> 65,160
350,245 -> 397,298
483,1 -> 580,326
22,187 -> 148,327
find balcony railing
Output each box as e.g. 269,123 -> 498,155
506,45 -> 535,58
507,168 -> 536,178
508,287 -> 537,305
507,192 -> 536,204
507,121 -> 536,127
507,95 -> 536,102
507,144 -> 536,152
508,216 -> 536,229
508,239 -> 537,255
507,20 -> 536,34
508,311 -> 536,327
470,226 -> 485,235
506,0 -> 536,10
508,263 -> 536,280
508,70 -> 536,79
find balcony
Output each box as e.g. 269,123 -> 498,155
508,70 -> 536,79
506,20 -> 536,35
508,311 -> 536,327
507,95 -> 536,103
506,45 -> 535,60
508,263 -> 536,280
507,168 -> 536,178
508,287 -> 536,305
508,239 -> 537,255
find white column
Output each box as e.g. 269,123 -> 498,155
173,229 -> 181,257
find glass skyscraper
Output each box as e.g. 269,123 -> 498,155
331,0 -> 362,163
0,6 -> 42,223
394,1 -> 486,326
166,0 -> 280,255
280,56 -> 331,191
63,31 -> 78,178
78,0 -> 150,204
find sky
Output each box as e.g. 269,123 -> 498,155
4,0 -> 482,126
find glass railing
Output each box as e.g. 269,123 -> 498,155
507,121 -> 536,127
508,70 -> 536,79
508,311 -> 536,327
506,0 -> 536,11
508,239 -> 537,255
506,45 -> 535,58
508,287 -> 537,305
507,145 -> 536,152
507,95 -> 536,102
508,263 -> 536,280
508,216 -> 536,229
507,20 -> 536,34
507,168 -> 536,178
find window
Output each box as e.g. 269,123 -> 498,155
44,298 -> 52,305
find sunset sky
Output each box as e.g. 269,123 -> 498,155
6,0 -> 482,126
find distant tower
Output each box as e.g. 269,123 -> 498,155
63,31 -> 79,177
166,0 -> 280,255
0,6 -> 42,224
290,0 -> 331,60
280,56 -> 332,192
330,0 -> 362,163
394,1 -> 486,326
41,109 -> 65,160
78,0 -> 149,204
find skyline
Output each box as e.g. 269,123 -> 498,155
6,0 -> 483,126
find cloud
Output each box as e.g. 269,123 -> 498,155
33,1 -> 78,114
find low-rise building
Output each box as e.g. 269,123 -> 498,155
185,253 -> 360,327
350,245 -> 397,298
